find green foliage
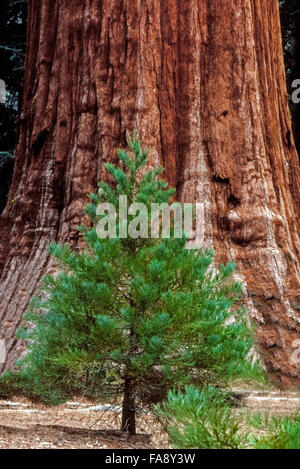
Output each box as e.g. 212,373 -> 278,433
248,413 -> 300,449
0,370 -> 30,399
1,132 -> 260,432
159,385 -> 300,449
156,385 -> 244,449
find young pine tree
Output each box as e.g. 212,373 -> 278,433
11,133 -> 260,435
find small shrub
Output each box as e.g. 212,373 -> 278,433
157,385 -> 244,449
249,414 -> 300,449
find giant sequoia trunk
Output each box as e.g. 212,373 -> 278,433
1,0 -> 300,388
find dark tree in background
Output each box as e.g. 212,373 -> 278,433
0,0 -> 27,213
280,0 -> 300,153
0,0 -> 27,151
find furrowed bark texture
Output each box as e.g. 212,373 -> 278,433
1,0 -> 300,387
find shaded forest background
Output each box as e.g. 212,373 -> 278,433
0,0 -> 27,213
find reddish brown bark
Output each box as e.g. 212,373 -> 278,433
0,0 -> 300,387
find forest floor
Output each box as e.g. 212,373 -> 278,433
0,389 -> 299,449
0,397 -> 167,449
